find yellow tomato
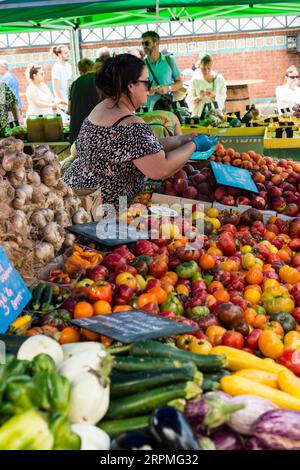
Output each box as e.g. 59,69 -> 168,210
209,218 -> 221,230
207,207 -> 219,218
160,223 -> 180,239
278,234 -> 291,243
263,279 -> 280,290
220,260 -> 238,272
241,245 -> 252,254
189,338 -> 213,355
244,288 -> 261,304
258,330 -> 284,360
192,211 -> 205,221
176,284 -> 190,296
242,253 -> 256,270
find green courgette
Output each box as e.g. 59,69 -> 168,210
32,283 -> 46,311
202,377 -> 221,392
106,381 -> 201,419
130,340 -> 227,372
110,365 -> 202,397
41,286 -> 53,312
98,416 -> 149,438
112,356 -> 193,373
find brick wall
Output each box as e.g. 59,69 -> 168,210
1,28 -> 300,112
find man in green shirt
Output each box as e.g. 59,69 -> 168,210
141,31 -> 183,110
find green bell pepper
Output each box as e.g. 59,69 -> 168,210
176,261 -> 199,279
49,412 -> 81,450
1,375 -> 41,416
0,410 -> 54,450
30,353 -> 56,376
161,293 -> 184,316
33,372 -> 70,416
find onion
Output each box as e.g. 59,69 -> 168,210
228,395 -> 277,436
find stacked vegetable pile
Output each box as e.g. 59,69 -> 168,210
0,335 -> 113,450
0,137 -> 90,281
159,149 -> 300,216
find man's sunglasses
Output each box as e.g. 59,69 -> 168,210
287,75 -> 299,79
135,79 -> 152,91
142,40 -> 150,47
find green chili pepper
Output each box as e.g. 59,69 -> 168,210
33,372 -> 70,416
48,412 -> 81,450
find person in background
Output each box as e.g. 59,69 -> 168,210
131,49 -> 145,60
187,53 -> 227,118
0,81 -> 18,136
142,96 -> 182,138
141,31 -> 183,110
276,65 -> 300,113
78,58 -> 94,76
51,45 -> 72,121
69,48 -> 111,144
25,65 -> 57,118
0,61 -> 22,112
63,54 -> 209,209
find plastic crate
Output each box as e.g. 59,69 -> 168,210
181,124 -> 265,137
264,126 -> 300,149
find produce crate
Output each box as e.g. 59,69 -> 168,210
181,125 -> 265,137
264,126 -> 300,149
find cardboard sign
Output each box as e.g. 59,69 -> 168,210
210,162 -> 259,193
67,221 -> 149,247
72,310 -> 199,343
0,247 -> 32,333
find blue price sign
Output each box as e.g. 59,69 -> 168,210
210,162 -> 258,193
0,246 -> 32,333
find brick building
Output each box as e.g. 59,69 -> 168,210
1,27 -> 300,113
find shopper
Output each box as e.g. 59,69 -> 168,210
78,58 -> 94,76
276,65 -> 300,113
142,96 -> 182,137
51,45 -> 72,120
25,65 -> 56,118
141,31 -> 183,110
63,54 -> 211,209
187,53 -> 227,118
68,49 -> 111,145
0,81 -> 18,136
0,61 -> 22,112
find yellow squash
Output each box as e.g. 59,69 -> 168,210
221,375 -> 300,411
234,369 -> 278,389
278,370 -> 300,400
211,346 -> 286,374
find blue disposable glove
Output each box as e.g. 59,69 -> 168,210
192,135 -> 218,152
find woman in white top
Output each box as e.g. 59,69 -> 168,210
276,65 -> 300,113
187,53 -> 227,118
25,65 -> 56,118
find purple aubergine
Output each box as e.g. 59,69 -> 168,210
228,395 -> 277,436
251,409 -> 300,450
184,396 -> 244,437
210,427 -> 243,450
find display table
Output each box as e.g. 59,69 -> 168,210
225,79 -> 265,114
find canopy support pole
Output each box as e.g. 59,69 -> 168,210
70,26 -> 81,78
155,0 -> 160,31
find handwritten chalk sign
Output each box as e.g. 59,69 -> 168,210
72,310 -> 199,343
0,247 -> 32,333
210,162 -> 258,193
67,221 -> 149,247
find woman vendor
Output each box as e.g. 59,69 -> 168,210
63,54 -> 213,209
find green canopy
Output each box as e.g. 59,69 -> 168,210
0,0 -> 300,32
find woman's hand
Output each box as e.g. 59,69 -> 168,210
178,132 -> 203,146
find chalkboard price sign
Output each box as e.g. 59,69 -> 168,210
72,310 -> 199,343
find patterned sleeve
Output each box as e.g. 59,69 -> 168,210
120,124 -> 163,161
4,83 -> 17,109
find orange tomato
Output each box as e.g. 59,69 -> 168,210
59,326 -> 81,344
244,288 -> 261,304
263,321 -> 284,337
245,284 -> 262,292
176,284 -> 190,296
252,314 -> 268,328
149,287 -> 168,304
258,330 -> 284,360
220,260 -> 238,272
100,335 -> 113,347
246,267 -> 263,285
115,272 -> 137,290
264,230 -> 276,241
199,254 -> 215,270
208,281 -> 224,293
205,294 -> 217,307
93,300 -> 112,315
81,328 -> 101,341
207,247 -> 223,257
206,325 -> 227,346
165,271 -> 178,285
161,282 -> 174,294
277,248 -> 292,262
213,289 -> 230,302
73,301 -> 94,318
279,265 -> 300,285
113,305 -> 133,312
243,307 -> 257,326
138,292 -> 158,308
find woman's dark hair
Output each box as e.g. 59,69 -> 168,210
51,45 -> 68,56
153,96 -> 173,112
28,65 -> 41,80
95,53 -> 145,104
78,58 -> 94,75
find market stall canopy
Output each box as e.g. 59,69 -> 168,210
0,0 -> 300,32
